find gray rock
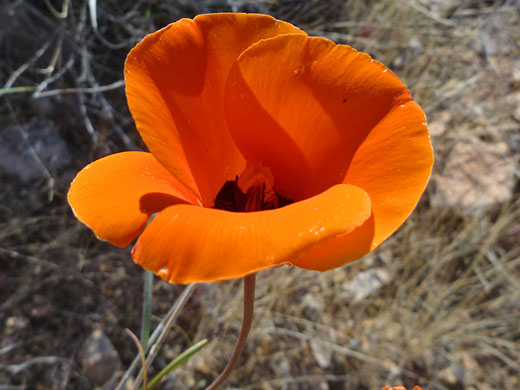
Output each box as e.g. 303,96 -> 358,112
77,329 -> 121,388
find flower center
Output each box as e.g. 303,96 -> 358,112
214,163 -> 293,212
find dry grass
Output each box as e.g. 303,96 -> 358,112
1,0 -> 519,389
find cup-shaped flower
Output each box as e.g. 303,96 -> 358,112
68,13 -> 433,284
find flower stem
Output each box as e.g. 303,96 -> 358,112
206,273 -> 256,390
206,180 -> 262,389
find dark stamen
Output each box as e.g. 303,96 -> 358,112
214,178 -> 293,212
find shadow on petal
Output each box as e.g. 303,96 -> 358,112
140,192 -> 189,215
225,34 -> 411,201
137,20 -> 207,97
225,62 -> 312,201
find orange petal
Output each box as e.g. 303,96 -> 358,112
68,152 -> 196,247
224,34 -> 414,201
132,184 -> 371,283
224,33 -> 432,257
125,14 -> 305,206
294,102 -> 432,268
292,214 -> 374,271
344,100 -> 433,250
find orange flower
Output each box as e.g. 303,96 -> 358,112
382,386 -> 426,390
68,13 -> 433,284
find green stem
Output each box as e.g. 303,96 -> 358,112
141,270 -> 154,350
206,273 -> 256,390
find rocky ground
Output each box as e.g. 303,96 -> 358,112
1,0 -> 519,389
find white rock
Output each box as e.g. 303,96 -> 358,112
432,139 -> 516,212
428,111 -> 451,137
310,339 -> 332,369
342,268 -> 392,302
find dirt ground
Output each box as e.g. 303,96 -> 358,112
1,0 -> 519,389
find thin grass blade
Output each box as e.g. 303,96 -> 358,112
145,339 -> 209,390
